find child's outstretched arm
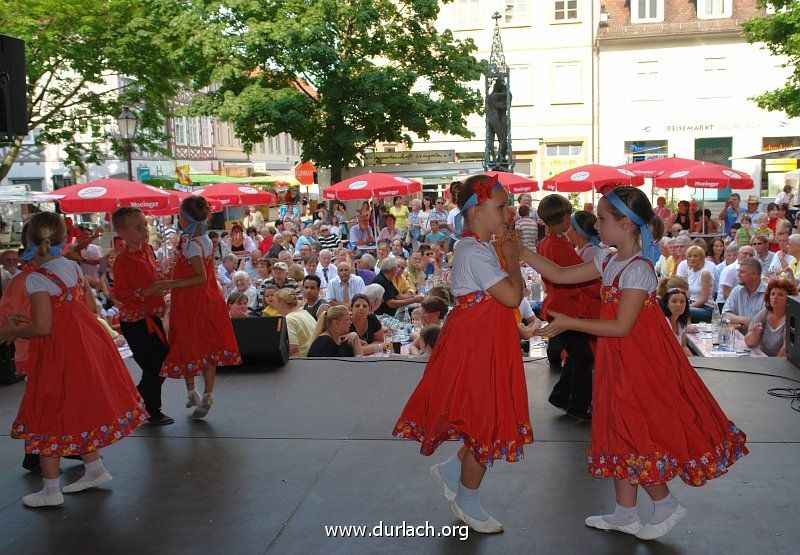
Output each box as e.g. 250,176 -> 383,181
0,292 -> 52,343
519,246 -> 600,285
538,288 -> 647,338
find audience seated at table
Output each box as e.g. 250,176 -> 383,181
372,258 -> 424,316
355,254 -> 377,285
722,258 -> 766,331
307,305 -> 364,358
232,270 -> 258,311
681,246 -> 715,323
261,284 -> 280,317
408,296 -> 449,355
660,287 -> 693,357
274,289 -> 317,358
301,275 -> 329,319
717,245 -> 756,310
415,324 -> 441,358
227,291 -> 249,318
744,277 -> 796,357
750,233 -> 775,273
325,261 -> 366,306
656,275 -> 689,297
348,293 -> 386,356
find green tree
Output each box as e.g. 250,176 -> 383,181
190,0 -> 485,183
742,1 -> 800,116
0,0 -> 202,181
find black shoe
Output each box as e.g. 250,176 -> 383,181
22,454 -> 41,474
147,412 -> 175,425
548,362 -> 563,371
566,409 -> 592,423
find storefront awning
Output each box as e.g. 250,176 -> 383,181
732,147 -> 800,160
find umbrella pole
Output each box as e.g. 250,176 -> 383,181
702,189 -> 706,234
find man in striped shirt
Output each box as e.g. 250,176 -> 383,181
318,224 -> 340,251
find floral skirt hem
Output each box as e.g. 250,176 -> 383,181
393,420 -> 533,468
11,400 -> 148,457
160,349 -> 242,379
587,422 -> 748,487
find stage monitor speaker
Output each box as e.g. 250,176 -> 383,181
0,34 -> 28,137
228,316 -> 290,367
786,296 -> 800,369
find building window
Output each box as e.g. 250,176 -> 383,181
188,117 -> 200,146
697,0 -> 731,19
285,134 -> 291,154
554,0 -> 578,22
509,65 -> 533,106
173,117 -> 186,145
624,140 -> 668,164
202,119 -> 212,147
545,143 -> 584,178
550,61 -> 583,105
268,137 -> 274,154
276,134 -> 282,154
704,57 -> 726,72
504,0 -> 528,24
258,139 -> 266,153
454,0 -> 482,29
631,0 -> 663,23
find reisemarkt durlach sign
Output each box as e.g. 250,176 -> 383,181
364,150 -> 456,165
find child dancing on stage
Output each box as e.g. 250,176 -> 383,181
0,212 -> 147,507
393,174 -> 531,534
522,186 -> 747,540
158,197 -> 241,419
112,207 -> 174,425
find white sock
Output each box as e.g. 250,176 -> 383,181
80,458 -> 107,482
602,503 -> 639,526
649,494 -> 678,525
454,483 -> 489,521
188,388 -> 197,397
43,477 -> 60,494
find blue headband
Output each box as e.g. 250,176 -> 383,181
180,207 -> 207,251
570,213 -> 600,247
453,181 -> 505,237
20,234 -> 65,261
603,190 -> 659,264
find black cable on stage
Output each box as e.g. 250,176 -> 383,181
693,365 -> 800,413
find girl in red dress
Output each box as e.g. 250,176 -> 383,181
393,175 -> 531,534
522,186 -> 748,540
0,212 -> 147,507
159,197 -> 241,419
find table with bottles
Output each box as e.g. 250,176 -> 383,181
685,322 -> 765,358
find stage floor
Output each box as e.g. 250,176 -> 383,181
0,354 -> 798,554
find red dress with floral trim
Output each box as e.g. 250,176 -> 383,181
589,255 -> 748,486
393,286 -> 533,468
11,268 -> 147,456
160,243 -> 241,378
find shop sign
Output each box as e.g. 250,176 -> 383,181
364,150 -> 455,165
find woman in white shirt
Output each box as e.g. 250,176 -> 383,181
684,245 -> 714,323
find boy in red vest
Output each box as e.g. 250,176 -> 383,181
537,194 -> 594,422
112,207 -> 173,425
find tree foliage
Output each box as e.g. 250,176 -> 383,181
0,0 -> 202,180
190,0 -> 485,181
742,0 -> 800,117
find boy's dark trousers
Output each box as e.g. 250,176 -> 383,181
548,330 -> 593,414
120,318 -> 169,415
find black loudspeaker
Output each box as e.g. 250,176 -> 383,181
786,296 -> 800,369
227,316 -> 290,367
0,34 -> 28,137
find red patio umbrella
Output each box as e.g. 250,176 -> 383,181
481,171 -> 539,194
652,162 -> 753,190
543,164 -> 644,193
193,182 -> 277,207
145,190 -> 223,216
323,173 -> 421,201
618,157 -> 702,178
35,178 -> 173,213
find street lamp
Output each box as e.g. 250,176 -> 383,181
117,106 -> 138,181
